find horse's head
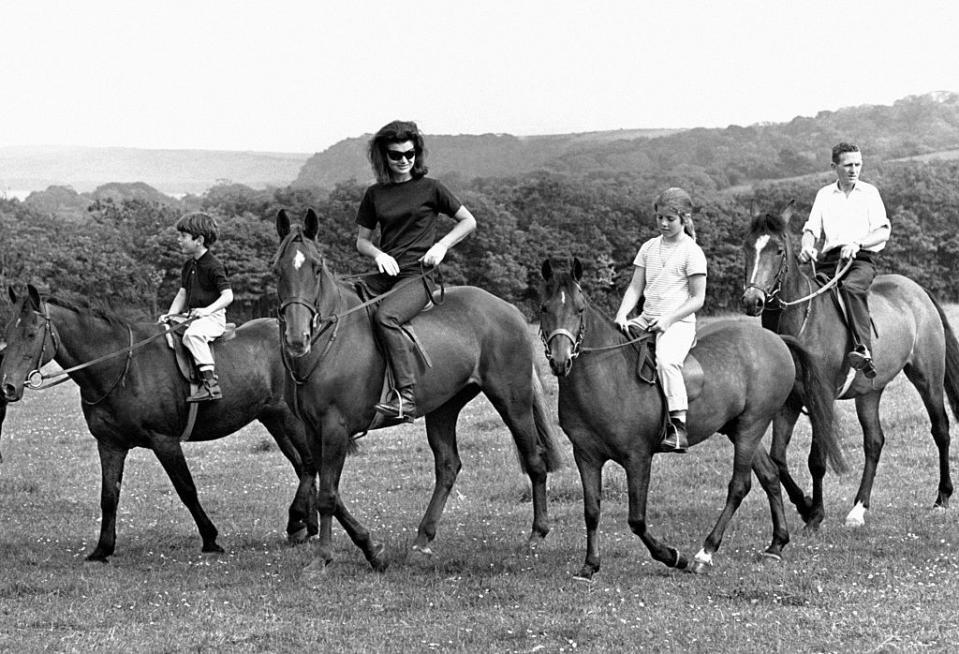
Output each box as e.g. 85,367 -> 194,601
539,258 -> 587,377
741,204 -> 795,316
1,284 -> 57,402
273,208 -> 331,358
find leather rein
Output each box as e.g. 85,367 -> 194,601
23,302 -> 195,405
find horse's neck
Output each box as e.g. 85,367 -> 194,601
585,307 -> 625,349
49,304 -> 129,370
776,254 -> 820,335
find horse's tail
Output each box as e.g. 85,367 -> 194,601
531,362 -> 563,472
780,334 -> 848,475
923,288 -> 959,419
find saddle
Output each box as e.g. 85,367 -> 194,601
163,320 -> 236,441
627,326 -> 705,440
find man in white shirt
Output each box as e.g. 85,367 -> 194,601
800,143 -> 890,378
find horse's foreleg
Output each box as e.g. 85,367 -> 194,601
848,391 -> 885,526
572,447 -> 604,579
413,405 -> 465,556
333,496 -> 387,571
304,416 -> 355,575
259,409 -> 318,543
751,447 -> 790,560
87,440 -> 128,562
770,401 -> 822,528
624,451 -> 690,572
151,436 -> 222,553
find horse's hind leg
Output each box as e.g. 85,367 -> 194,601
87,440 -> 129,562
258,408 -> 318,542
903,362 -> 953,508
149,435 -> 222,553
847,390 -> 886,526
691,427 -> 765,573
483,386 -> 552,548
751,447 -> 790,560
414,388 -> 476,555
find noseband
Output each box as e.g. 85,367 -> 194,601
743,237 -> 790,310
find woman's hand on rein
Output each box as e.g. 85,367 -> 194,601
420,243 -> 448,268
374,252 -> 400,276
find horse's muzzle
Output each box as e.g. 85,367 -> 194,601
740,288 -> 766,317
1,381 -> 21,403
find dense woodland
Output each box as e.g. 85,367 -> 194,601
3,93 -> 959,326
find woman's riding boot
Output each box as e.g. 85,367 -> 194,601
375,386 -> 418,420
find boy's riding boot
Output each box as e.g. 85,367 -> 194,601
657,417 -> 688,454
375,386 -> 418,421
187,369 -> 223,403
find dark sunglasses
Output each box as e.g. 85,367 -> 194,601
386,148 -> 416,162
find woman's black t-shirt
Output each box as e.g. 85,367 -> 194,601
355,177 -> 462,268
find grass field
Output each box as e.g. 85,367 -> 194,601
1,315 -> 959,653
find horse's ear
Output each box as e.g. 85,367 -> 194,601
782,200 -> 796,225
7,286 -> 17,305
571,257 -> 583,282
304,208 -> 319,240
27,284 -> 41,309
276,209 -> 290,239
541,259 -> 554,281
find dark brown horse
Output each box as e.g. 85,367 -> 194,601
0,286 -> 317,561
539,258 -> 845,578
272,209 -> 562,575
741,207 -> 959,528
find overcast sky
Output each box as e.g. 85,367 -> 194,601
3,0 -> 957,153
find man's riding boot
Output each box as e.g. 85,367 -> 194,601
187,369 -> 223,403
657,417 -> 688,454
375,386 -> 418,420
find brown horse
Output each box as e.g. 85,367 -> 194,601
539,258 -> 845,578
741,207 -> 959,528
272,209 -> 562,575
0,286 -> 317,561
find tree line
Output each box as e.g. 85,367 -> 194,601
2,158 -> 959,327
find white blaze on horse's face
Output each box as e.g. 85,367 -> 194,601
293,249 -> 306,271
560,290 -> 566,305
749,235 -> 771,286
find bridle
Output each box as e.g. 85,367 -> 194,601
743,233 -> 853,311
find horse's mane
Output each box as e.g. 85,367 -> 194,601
47,295 -> 140,331
747,211 -> 788,239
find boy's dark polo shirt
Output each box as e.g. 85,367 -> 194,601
180,250 -> 230,309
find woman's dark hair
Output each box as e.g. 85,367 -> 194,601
368,120 -> 429,184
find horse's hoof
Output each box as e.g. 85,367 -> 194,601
573,568 -> 595,581
202,543 -> 225,554
411,543 -> 434,558
287,526 -> 310,545
368,543 -> 388,572
688,560 -> 711,575
761,551 -> 783,563
845,502 -> 867,527
85,553 -> 110,564
302,557 -> 332,581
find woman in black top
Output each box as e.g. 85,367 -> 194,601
356,120 -> 477,419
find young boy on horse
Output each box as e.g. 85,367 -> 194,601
159,212 -> 234,402
614,187 -> 707,453
800,142 -> 890,379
